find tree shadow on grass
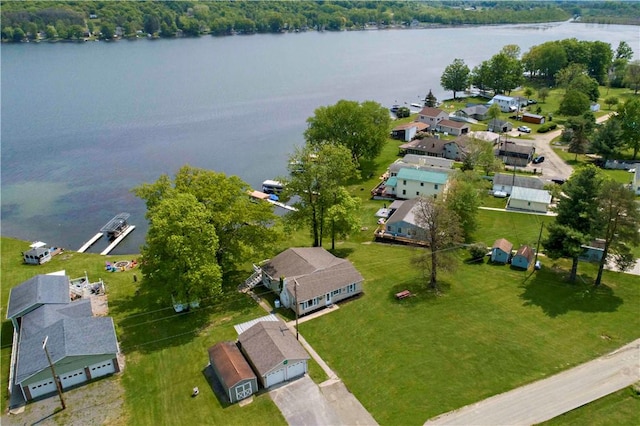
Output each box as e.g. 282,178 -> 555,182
109,269 -> 259,355
329,247 -> 354,259
519,266 -> 623,318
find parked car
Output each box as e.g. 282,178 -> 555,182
528,99 -> 537,105
517,125 -> 531,133
533,156 -> 545,164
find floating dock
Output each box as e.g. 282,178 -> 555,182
100,225 -> 136,255
77,233 -> 104,253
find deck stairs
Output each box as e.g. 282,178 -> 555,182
239,265 -> 263,293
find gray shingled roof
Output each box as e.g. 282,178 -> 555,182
238,321 -> 309,376
286,261 -> 364,301
262,247 -> 342,279
493,173 -> 544,190
15,316 -> 118,383
7,275 -> 70,320
510,187 -> 552,204
386,199 -> 421,228
20,300 -> 93,339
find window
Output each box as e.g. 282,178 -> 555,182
346,283 -> 357,293
434,184 -> 439,190
416,192 -> 420,196
331,289 -> 341,296
402,189 -> 406,195
420,182 -> 424,186
403,180 -> 407,185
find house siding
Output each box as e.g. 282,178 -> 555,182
293,281 -> 362,316
491,249 -> 510,264
512,255 -> 532,269
507,199 -> 548,213
22,354 -> 117,387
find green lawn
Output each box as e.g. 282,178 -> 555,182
1,237 -> 286,425
538,386 -> 640,426
300,241 -> 640,425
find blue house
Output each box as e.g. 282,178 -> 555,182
511,245 -> 534,270
491,238 -> 513,264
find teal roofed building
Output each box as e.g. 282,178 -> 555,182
388,167 -> 449,200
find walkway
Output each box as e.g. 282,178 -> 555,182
425,338 -> 640,425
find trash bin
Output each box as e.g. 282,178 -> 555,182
274,299 -> 281,308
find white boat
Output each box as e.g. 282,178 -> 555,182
410,103 -> 422,108
262,179 -> 283,194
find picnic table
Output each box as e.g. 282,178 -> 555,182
395,290 -> 412,300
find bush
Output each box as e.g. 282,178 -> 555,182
468,243 -> 487,261
396,106 -> 411,118
537,123 -> 558,133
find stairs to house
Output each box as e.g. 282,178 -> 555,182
238,265 -> 262,293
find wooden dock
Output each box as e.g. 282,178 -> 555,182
77,233 -> 104,253
100,226 -> 136,255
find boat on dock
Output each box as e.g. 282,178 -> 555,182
100,213 -> 131,240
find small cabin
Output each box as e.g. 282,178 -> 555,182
23,243 -> 52,265
522,113 -> 545,125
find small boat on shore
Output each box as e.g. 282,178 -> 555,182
262,180 -> 283,194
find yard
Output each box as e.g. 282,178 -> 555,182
300,241 -> 640,425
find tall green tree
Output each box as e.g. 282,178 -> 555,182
590,118 -> 624,161
489,52 -> 523,94
444,173 -> 481,242
593,181 -> 640,287
566,113 -> 595,160
558,90 -> 590,116
140,192 -> 222,304
617,97 -> 640,159
134,165 -> 278,271
284,144 -> 357,247
623,61 -> 640,95
324,186 -> 361,250
413,196 -> 463,292
543,165 -> 604,282
304,100 -> 391,162
440,58 -> 470,100
424,89 -> 438,107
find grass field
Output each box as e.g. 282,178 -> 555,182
300,242 -> 640,425
539,386 -> 640,426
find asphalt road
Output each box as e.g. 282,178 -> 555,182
424,338 -> 640,425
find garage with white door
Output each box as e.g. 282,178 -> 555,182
27,377 -> 57,399
60,368 -> 87,388
238,319 -> 309,389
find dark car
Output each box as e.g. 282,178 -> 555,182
551,178 -> 566,185
532,156 -> 545,164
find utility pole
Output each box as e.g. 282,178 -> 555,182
534,222 -> 544,265
293,278 -> 299,340
42,336 -> 66,410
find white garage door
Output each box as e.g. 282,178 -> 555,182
286,361 -> 306,380
265,367 -> 286,388
88,359 -> 116,379
27,377 -> 57,399
60,368 -> 87,388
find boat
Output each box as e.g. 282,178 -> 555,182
100,213 -> 131,240
389,104 -> 400,113
410,103 -> 422,108
262,180 -> 283,194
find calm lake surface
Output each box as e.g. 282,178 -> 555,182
2,21 -> 638,254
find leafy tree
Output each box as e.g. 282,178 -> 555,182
524,87 -> 533,99
324,186 -> 361,250
623,60 -> 640,95
144,14 -> 160,34
444,173 -> 481,242
284,144 -> 357,247
558,90 -> 590,116
555,63 -> 588,90
141,192 -> 222,304
567,74 -> 600,102
440,58 -> 470,100
543,165 -> 604,282
604,96 -> 619,110
12,27 -> 25,42
617,97 -> 640,159
593,181 -> 640,287
587,41 -> 613,85
566,113 -> 595,160
465,137 -> 502,176
468,243 -> 487,262
590,118 -> 624,161
500,44 -> 521,59
396,106 -> 410,118
134,165 -> 279,271
471,61 -> 492,93
424,89 -> 438,107
537,87 -> 550,103
100,23 -> 115,40
304,100 -> 391,162
615,41 -> 634,61
489,52 -> 523,94
413,196 -> 463,292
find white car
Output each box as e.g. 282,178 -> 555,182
517,125 -> 531,133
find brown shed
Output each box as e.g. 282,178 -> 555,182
208,341 -> 257,403
522,113 -> 545,124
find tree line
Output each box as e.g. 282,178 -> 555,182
0,0 -> 575,42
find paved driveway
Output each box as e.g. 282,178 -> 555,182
270,375 -> 342,426
425,338 -> 640,425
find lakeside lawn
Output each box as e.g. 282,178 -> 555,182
300,242 -> 640,425
0,237 -> 286,425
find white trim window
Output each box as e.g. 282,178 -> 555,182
346,283 -> 357,293
331,289 -> 341,296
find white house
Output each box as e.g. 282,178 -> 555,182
417,107 -> 449,126
489,95 -> 519,112
260,247 -> 364,316
492,173 -> 544,196
507,187 -> 552,213
386,167 -> 449,200
436,119 -> 470,136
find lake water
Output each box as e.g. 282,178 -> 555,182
2,21 -> 638,254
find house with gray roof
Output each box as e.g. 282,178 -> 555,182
384,199 -> 424,239
260,247 -> 363,316
507,187 -> 552,213
7,274 -> 120,403
417,107 -> 449,126
237,320 -> 309,388
492,173 -> 544,196
453,104 -> 489,121
488,119 -> 513,133
496,140 -> 535,167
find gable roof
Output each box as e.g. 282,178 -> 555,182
386,199 -> 420,228
400,154 -> 453,169
468,131 -> 500,143
492,95 -> 516,102
20,300 -> 93,339
208,341 -> 256,389
457,105 -> 488,116
492,238 -> 513,253
238,321 -> 309,376
522,112 -> 544,120
514,245 -> 535,263
286,261 -> 364,301
493,173 -> 544,190
399,137 -> 447,155
262,247 -> 342,279
498,141 -> 534,155
419,107 -> 447,118
438,119 -> 469,129
392,121 -> 429,132
15,316 -> 118,384
396,168 -> 449,185
510,187 -> 552,204
7,275 -> 70,320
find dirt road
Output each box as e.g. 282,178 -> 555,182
425,338 -> 640,425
